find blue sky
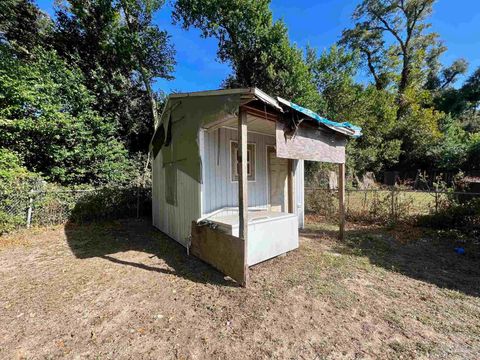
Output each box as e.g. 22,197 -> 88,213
36,0 -> 480,93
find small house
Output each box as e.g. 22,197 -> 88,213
150,88 -> 361,286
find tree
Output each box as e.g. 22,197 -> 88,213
462,67 -> 480,114
306,45 -> 360,119
429,116 -> 470,171
53,0 -> 175,153
172,0 -> 320,109
340,0 -> 461,114
0,0 -> 50,56
306,46 -> 402,175
433,66 -> 480,132
0,45 -> 134,185
117,0 -> 175,127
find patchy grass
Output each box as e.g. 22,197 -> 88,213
306,189 -> 449,225
1,219 -> 480,359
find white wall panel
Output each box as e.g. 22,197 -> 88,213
202,127 -> 276,214
152,147 -> 201,246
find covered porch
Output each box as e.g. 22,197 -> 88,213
190,88 -> 361,287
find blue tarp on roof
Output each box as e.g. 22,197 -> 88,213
277,97 -> 362,138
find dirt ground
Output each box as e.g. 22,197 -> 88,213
1,218 -> 479,359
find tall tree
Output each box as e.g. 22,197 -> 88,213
0,45 -> 134,185
340,0 -> 457,114
462,67 -> 480,115
0,0 -> 50,56
53,0 -> 174,153
307,46 -> 402,175
118,0 -> 174,127
172,0 -> 320,109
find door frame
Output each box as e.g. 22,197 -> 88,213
266,145 -> 294,213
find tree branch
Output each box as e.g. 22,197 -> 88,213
370,8 -> 406,52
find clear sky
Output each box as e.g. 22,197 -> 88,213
36,0 -> 480,93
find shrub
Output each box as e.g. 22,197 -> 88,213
69,187 -> 151,223
417,198 -> 480,233
0,148 -> 41,234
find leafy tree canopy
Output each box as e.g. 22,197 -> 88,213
53,0 -> 175,152
172,0 -> 320,109
0,45 -> 135,185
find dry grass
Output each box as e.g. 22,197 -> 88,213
1,219 -> 479,359
306,189 -> 449,224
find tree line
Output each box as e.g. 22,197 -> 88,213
1,0 -> 479,189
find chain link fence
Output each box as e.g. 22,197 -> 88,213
305,187 -> 480,224
1,186 -> 151,233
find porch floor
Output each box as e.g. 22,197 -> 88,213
209,209 -> 294,227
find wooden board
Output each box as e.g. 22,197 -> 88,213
190,222 -> 246,285
276,121 -> 346,163
338,163 -> 346,240
238,108 -> 249,286
267,147 -> 289,212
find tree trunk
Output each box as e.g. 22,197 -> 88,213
119,1 -> 159,129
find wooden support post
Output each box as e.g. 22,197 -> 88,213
238,107 -> 249,287
287,159 -> 294,213
338,163 -> 345,241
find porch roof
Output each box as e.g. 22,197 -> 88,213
165,87 -> 362,138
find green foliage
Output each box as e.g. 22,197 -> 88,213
0,45 -> 135,185
418,198 -> 480,233
347,87 -> 402,174
0,0 -> 50,55
69,187 -> 151,223
0,0 -> 479,198
338,0 -> 476,174
341,0 -> 443,96
53,0 -> 175,153
172,0 -> 320,108
0,148 -> 40,233
306,46 -> 402,175
462,67 -> 480,106
467,133 -> 480,170
428,117 -> 470,170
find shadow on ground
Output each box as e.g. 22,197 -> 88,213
301,226 -> 480,297
64,218 -> 237,287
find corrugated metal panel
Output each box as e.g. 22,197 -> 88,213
294,160 -> 305,228
277,96 -> 362,138
202,127 -> 276,214
152,147 -> 201,247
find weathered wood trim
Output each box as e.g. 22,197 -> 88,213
242,105 -> 278,122
338,163 -> 346,240
288,159 -> 294,213
275,121 -> 346,163
238,107 -> 249,287
190,222 -> 245,284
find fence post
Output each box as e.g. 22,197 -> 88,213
26,190 -> 34,228
390,186 -> 395,221
346,189 -> 350,217
136,186 -> 140,219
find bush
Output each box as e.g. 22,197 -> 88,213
0,149 -> 151,233
0,148 -> 41,234
417,198 -> 480,233
69,187 -> 151,223
305,189 -> 338,219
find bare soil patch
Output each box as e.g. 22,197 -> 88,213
1,219 -> 479,359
